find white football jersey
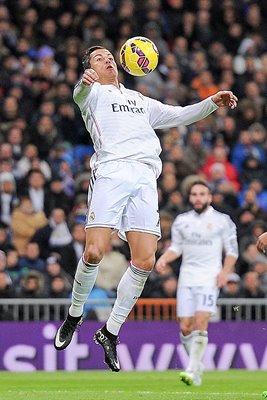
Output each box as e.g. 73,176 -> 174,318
169,206 -> 239,287
73,81 -> 218,178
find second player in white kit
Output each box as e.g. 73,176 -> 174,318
156,181 -> 239,386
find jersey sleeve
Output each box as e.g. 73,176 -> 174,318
146,96 -> 219,129
169,217 -> 183,257
73,80 -> 96,111
222,215 -> 239,258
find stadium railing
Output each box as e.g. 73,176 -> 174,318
0,298 -> 267,321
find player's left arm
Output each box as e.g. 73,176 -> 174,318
217,216 -> 239,288
146,90 -> 238,130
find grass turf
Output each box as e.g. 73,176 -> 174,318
0,370 -> 266,400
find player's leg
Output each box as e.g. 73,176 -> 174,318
94,231 -> 158,371
184,311 -> 209,386
54,227 -> 111,351
54,164 -> 126,351
177,287 -> 197,385
183,287 -> 217,385
94,162 -> 159,371
106,231 -> 157,333
179,317 -> 195,355
177,287 -> 195,354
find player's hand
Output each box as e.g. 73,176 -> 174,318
216,270 -> 228,288
211,91 -> 238,109
82,68 -> 99,85
256,232 -> 267,254
155,258 -> 167,275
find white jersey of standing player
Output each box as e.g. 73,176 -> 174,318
169,206 -> 239,287
73,81 -> 218,178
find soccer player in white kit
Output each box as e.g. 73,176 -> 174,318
54,45 -> 238,372
155,181 -> 239,385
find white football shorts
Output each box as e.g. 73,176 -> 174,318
177,286 -> 219,317
85,160 -> 161,241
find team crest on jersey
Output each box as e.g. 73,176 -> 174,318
89,211 -> 95,221
207,223 -> 213,230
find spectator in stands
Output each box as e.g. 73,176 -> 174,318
0,250 -> 7,273
16,144 -> 52,181
183,129 -> 209,172
30,115 -> 62,160
238,180 -> 267,214
157,274 -> 178,299
250,260 -> 267,296
18,242 -> 46,273
46,175 -> 73,216
0,171 -> 18,226
220,272 -> 242,298
200,146 -> 240,192
237,241 -> 266,277
48,275 -> 71,298
32,208 -> 72,260
192,70 -> 219,100
230,130 -> 266,174
17,270 -> 46,299
95,243 -> 128,297
10,196 -> 47,256
18,169 -> 50,215
44,255 -> 73,292
58,222 -> 86,278
6,125 -> 24,161
5,249 -> 22,288
239,153 -> 267,188
240,271 -> 265,320
0,271 -> 16,320
219,272 -> 243,320
0,222 -> 13,253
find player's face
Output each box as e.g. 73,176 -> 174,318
189,184 -> 212,214
89,49 -> 118,79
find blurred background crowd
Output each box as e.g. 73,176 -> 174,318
1,0 -> 267,318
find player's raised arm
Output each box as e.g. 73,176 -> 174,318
147,90 -> 238,130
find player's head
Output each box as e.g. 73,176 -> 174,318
82,46 -> 118,82
82,46 -> 106,70
188,180 -> 212,214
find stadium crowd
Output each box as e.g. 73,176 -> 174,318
1,0 -> 267,319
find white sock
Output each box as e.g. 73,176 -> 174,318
180,331 -> 193,355
187,330 -> 208,372
106,262 -> 150,336
69,256 -> 99,317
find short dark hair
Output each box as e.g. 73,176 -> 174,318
82,46 -> 105,70
188,180 -> 211,195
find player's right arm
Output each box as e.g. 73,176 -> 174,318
155,216 -> 183,273
73,68 -> 99,106
155,249 -> 179,274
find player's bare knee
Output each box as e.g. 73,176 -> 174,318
132,254 -> 155,271
84,244 -> 104,264
181,326 -> 192,336
180,320 -> 193,335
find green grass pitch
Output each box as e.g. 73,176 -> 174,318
0,370 -> 266,400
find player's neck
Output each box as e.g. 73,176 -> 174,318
99,77 -> 120,89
